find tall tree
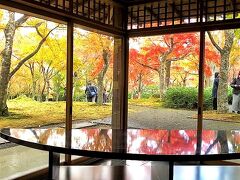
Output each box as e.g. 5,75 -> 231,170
129,48 -> 153,98
33,32 -> 66,101
73,30 -> 99,101
0,12 -> 28,116
207,30 -> 235,113
135,33 -> 199,99
87,33 -> 113,105
0,11 -> 57,116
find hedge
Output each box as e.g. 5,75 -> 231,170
164,86 -> 233,110
164,87 -> 198,109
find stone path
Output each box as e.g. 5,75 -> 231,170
93,106 -> 240,130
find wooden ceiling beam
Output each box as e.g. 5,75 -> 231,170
0,0 -> 124,35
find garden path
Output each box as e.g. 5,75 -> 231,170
93,105 -> 240,130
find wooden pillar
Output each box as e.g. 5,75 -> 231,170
69,0 -> 73,13
196,0 -> 205,154
65,19 -> 73,163
112,4 -> 128,130
196,29 -> 205,154
112,36 -> 129,129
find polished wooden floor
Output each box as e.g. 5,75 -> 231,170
59,164 -> 168,180
58,161 -> 240,180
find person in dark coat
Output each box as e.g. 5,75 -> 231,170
212,72 -> 219,110
85,82 -> 98,102
103,88 -> 107,104
230,71 -> 240,114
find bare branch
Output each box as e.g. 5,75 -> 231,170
135,61 -> 159,72
11,54 -> 21,60
9,26 -> 59,79
148,38 -> 157,46
35,26 -> 44,38
18,25 -> 39,28
15,15 -> 29,27
24,63 -> 30,69
163,37 -> 176,49
25,22 -> 44,37
207,31 -> 223,53
168,53 -> 190,62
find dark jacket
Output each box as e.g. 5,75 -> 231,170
85,85 -> 98,97
212,77 -> 219,98
230,78 -> 240,95
212,72 -> 219,98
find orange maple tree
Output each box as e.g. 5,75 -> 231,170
129,48 -> 154,98
129,33 -> 220,97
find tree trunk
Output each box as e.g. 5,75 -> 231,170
46,79 -> 50,101
97,49 -> 110,105
208,30 -> 234,113
217,30 -> 234,113
217,130 -> 229,153
137,73 -> 143,99
97,75 -> 104,104
32,80 -> 37,100
204,76 -> 211,88
28,62 -> 37,100
0,11 -> 55,116
183,77 -> 187,87
0,13 -> 16,116
41,81 -> 46,102
218,52 -> 231,112
159,60 -> 166,99
165,61 -> 171,88
56,94 -> 59,102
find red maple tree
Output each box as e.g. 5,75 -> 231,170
129,33 -> 220,97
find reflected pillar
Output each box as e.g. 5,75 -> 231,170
49,151 -> 60,180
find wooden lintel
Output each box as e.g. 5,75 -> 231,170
0,0 -> 124,36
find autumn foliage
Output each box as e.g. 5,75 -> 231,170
129,33 -> 221,98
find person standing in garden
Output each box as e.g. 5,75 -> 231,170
230,71 -> 240,114
212,72 -> 219,110
103,88 -> 107,104
85,82 -> 98,102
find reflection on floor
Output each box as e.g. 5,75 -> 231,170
59,160 -> 169,180
174,165 -> 240,180
59,160 -> 240,180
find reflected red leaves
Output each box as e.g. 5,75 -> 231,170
9,129 -> 240,155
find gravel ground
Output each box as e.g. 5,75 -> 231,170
93,106 -> 240,130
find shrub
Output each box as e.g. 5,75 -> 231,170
203,87 -> 212,110
164,86 -> 235,110
164,87 -> 198,109
73,91 -> 86,101
13,95 -> 35,102
141,85 -> 159,99
203,86 -> 234,107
